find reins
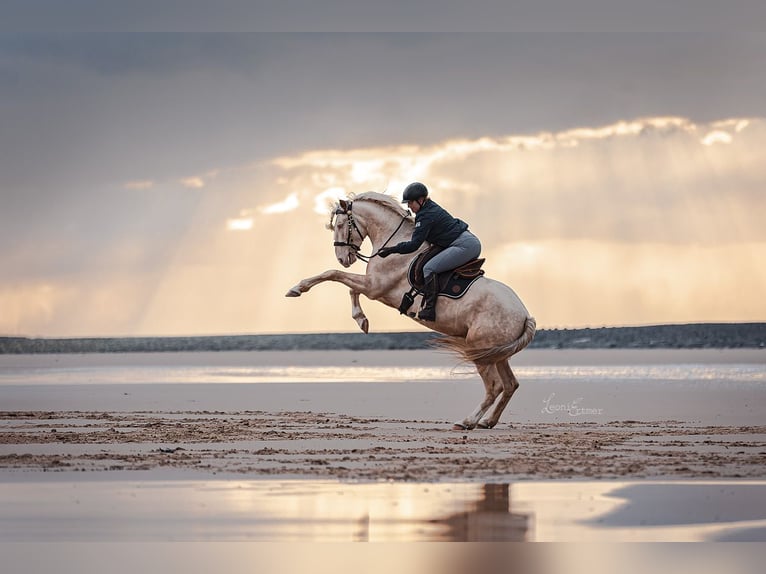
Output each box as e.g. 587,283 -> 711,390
333,201 -> 410,263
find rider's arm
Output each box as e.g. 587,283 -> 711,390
388,218 -> 430,254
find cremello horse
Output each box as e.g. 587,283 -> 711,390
286,192 -> 536,430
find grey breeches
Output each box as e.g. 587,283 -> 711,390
423,231 -> 482,279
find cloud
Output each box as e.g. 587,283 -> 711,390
258,192 -> 300,215
226,217 -> 253,231
4,113 -> 765,336
701,130 -> 733,146
180,176 -> 205,189
269,115 -> 766,246
124,180 -> 154,190
5,33 -> 766,199
3,2 -> 766,33
312,187 -> 348,214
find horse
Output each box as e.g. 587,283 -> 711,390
286,191 -> 536,430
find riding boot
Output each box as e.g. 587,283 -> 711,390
418,274 -> 438,322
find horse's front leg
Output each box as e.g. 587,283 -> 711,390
349,290 -> 369,333
285,269 -> 370,299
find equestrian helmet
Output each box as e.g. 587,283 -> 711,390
401,182 -> 428,203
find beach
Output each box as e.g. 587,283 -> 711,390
2,348 -> 766,570
2,349 -> 764,480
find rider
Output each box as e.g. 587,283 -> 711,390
377,182 -> 481,321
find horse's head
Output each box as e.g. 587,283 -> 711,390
328,199 -> 367,268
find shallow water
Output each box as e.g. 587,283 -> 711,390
0,360 -> 766,385
1,478 -> 765,542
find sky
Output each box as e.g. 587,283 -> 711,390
1,31 -> 765,336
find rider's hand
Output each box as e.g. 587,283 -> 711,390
377,247 -> 394,258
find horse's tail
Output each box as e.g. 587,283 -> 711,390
433,316 -> 537,365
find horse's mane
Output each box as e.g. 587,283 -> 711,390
350,191 -> 411,219
327,191 -> 412,229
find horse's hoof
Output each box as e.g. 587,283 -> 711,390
285,288 -> 301,297
477,421 -> 495,429
453,421 -> 477,430
357,318 -> 369,333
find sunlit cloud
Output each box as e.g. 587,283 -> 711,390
272,116 -> 758,214
269,115 -> 765,243
258,192 -> 300,214
5,115 -> 765,336
123,180 -> 154,190
559,116 -> 693,144
243,113 -> 764,331
180,176 -> 205,189
712,118 -> 750,133
226,217 -> 254,231
313,187 -> 347,214
701,130 -> 733,146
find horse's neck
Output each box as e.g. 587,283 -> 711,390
356,202 -> 412,247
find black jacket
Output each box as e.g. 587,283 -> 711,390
389,199 -> 468,254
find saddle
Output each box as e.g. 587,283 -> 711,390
398,245 -> 485,315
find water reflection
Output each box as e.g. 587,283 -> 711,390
430,483 -> 529,541
4,479 -> 765,543
248,481 -> 529,542
346,483 -> 529,542
0,480 -> 528,542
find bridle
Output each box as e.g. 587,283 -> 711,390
333,201 -> 409,263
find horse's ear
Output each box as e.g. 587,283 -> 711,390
338,199 -> 349,211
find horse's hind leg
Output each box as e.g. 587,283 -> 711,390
479,360 -> 519,429
454,363 -> 502,430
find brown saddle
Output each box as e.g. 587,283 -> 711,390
407,245 -> 486,298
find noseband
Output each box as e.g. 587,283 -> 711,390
333,200 -> 409,263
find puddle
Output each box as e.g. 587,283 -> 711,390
1,479 -> 765,542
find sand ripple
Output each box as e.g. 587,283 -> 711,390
2,411 -> 765,480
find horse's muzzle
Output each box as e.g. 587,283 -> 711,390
339,253 -> 356,268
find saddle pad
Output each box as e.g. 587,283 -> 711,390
407,252 -> 485,300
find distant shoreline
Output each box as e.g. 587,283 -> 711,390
1,322 -> 764,354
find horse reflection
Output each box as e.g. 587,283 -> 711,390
432,483 -> 529,541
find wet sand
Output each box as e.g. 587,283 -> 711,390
1,410 -> 764,480
2,349 -> 764,480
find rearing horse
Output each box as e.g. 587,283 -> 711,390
286,192 -> 536,430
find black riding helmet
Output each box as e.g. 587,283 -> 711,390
401,182 -> 428,203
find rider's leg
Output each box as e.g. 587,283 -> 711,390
418,273 -> 439,321
422,231 -> 481,278
419,232 -> 481,322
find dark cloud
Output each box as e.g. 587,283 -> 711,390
2,1 -> 765,32
2,33 -> 765,195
